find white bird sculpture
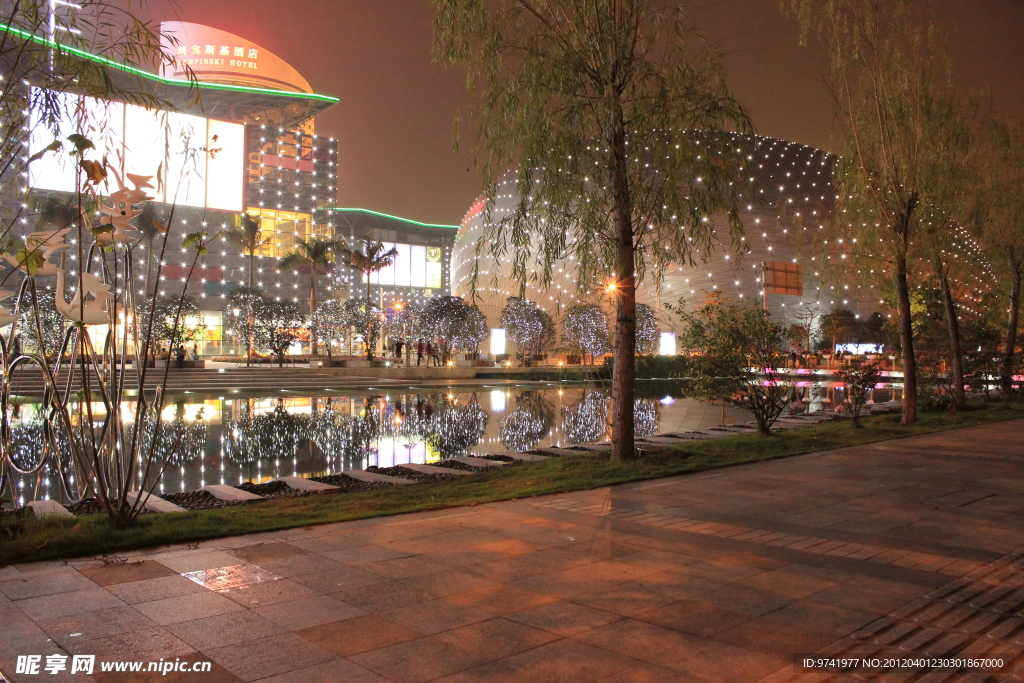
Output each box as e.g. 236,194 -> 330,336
0,290 -> 17,328
96,172 -> 154,245
54,268 -> 113,326
2,228 -> 71,276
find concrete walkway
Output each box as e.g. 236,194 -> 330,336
2,420 -> 1023,682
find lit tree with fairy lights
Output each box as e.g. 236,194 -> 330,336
260,299 -> 305,367
343,298 -> 383,360
224,287 -> 266,365
500,297 -> 554,366
16,289 -> 68,358
635,303 -> 658,355
422,296 -> 488,363
383,303 -> 424,346
310,299 -> 349,361
561,304 -> 610,365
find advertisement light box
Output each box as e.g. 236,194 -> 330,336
28,88 -> 243,212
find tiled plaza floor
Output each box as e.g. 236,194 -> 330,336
2,419 -> 1024,682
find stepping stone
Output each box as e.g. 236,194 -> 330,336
635,436 -> 693,444
26,500 -> 74,519
660,432 -> 713,440
401,463 -> 472,476
125,491 -> 185,513
572,443 -> 611,451
274,476 -> 340,491
530,447 -> 582,457
203,485 -> 263,501
690,430 -> 731,438
449,456 -> 507,468
344,470 -> 416,485
487,452 -> 551,462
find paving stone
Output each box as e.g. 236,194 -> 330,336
344,470 -> 417,485
274,476 -> 340,491
400,463 -> 473,476
125,490 -> 186,513
202,484 -> 264,501
449,456 -> 507,468
26,499 -> 74,518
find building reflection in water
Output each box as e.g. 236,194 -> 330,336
9,382 -> 886,506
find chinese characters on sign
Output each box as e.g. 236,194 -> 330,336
174,44 -> 259,70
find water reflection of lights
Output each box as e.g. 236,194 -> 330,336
7,386 -> 873,505
562,390 -> 609,444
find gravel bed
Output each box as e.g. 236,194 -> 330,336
308,473 -> 391,491
161,490 -> 244,510
66,498 -> 105,516
0,506 -> 31,523
235,481 -> 316,499
366,465 -> 460,482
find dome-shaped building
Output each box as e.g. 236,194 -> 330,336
452,135 -> 877,353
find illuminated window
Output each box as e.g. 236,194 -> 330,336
767,261 -> 802,296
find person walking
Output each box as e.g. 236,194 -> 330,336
395,338 -> 404,362
425,340 -> 435,367
416,339 -> 424,367
175,345 -> 186,368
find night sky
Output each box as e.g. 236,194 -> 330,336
145,0 -> 1024,226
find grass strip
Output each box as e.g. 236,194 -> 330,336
2,401 -> 1021,566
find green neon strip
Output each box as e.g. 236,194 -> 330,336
333,208 -> 459,230
0,22 -> 339,103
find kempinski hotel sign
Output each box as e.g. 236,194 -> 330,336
160,21 -> 313,94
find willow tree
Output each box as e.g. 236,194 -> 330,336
791,0 -> 966,423
974,119 -> 1024,400
917,96 -> 980,410
434,0 -> 752,461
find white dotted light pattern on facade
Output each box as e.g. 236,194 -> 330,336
452,134 -> 993,334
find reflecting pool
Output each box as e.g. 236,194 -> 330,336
4,381 -> 895,506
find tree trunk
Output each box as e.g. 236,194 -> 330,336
1002,272 -> 1021,400
247,252 -> 254,291
895,255 -> 917,423
309,270 -> 318,357
607,110 -> 636,463
144,241 -> 154,298
939,267 -> 966,407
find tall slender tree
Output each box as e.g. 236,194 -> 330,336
974,119 -> 1024,400
278,236 -> 342,355
434,0 -> 752,461
790,0 -> 965,423
223,212 -> 271,292
342,236 -> 399,301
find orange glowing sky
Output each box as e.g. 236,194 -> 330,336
143,0 -> 1024,226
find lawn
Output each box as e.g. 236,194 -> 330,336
2,400 -> 1021,566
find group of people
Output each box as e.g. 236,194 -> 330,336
391,338 -> 443,367
157,343 -> 197,367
